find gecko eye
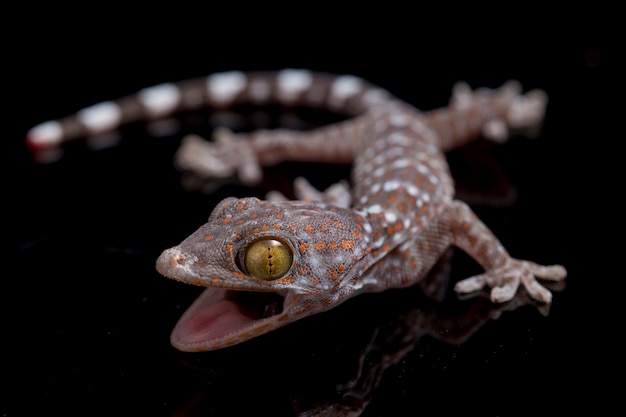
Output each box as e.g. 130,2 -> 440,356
241,239 -> 293,281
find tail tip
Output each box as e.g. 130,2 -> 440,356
26,121 -> 64,162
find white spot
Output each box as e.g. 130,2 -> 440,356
329,75 -> 362,108
389,114 -> 409,127
372,167 -> 386,177
139,83 -> 181,116
362,222 -> 373,234
428,174 -> 439,184
388,132 -> 411,146
371,183 -> 382,193
373,236 -> 386,248
363,147 -> 376,160
390,159 -> 412,169
207,71 -> 246,103
77,101 -> 121,133
383,180 -> 401,192
27,120 -> 63,148
249,78 -> 271,102
407,185 -> 421,197
277,69 -> 312,100
373,154 -> 386,166
384,212 -> 397,223
363,88 -> 390,106
417,164 -> 430,174
367,204 -> 383,214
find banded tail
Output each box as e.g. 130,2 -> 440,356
25,70 -> 398,161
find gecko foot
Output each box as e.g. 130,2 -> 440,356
174,128 -> 262,186
454,259 -> 567,303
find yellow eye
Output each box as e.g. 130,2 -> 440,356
243,239 -> 292,281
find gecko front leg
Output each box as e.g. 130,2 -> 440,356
175,128 -> 263,186
440,200 -> 567,303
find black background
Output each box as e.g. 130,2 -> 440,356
3,7 -> 621,416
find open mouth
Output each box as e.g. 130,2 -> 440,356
170,287 -> 288,351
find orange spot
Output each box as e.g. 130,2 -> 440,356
321,224 -> 328,231
382,244 -> 391,252
403,250 -> 412,259
235,234 -> 242,241
338,264 -> 345,272
305,224 -> 314,233
299,266 -> 308,274
394,221 -> 403,231
314,240 -> 326,250
299,242 -> 309,253
204,235 -> 215,241
233,271 -> 245,278
356,223 -> 363,230
222,217 -> 232,224
255,322 -> 272,331
273,224 -> 281,230
262,224 -> 270,231
276,213 -> 284,220
236,203 -> 245,211
225,244 -> 234,254
289,224 -> 297,232
329,241 -> 338,250
386,226 -> 394,235
352,230 -> 361,239
410,259 -> 418,268
262,212 -> 269,218
328,269 -> 338,280
341,240 -> 355,249
210,278 -> 221,285
253,228 -> 260,234
236,219 -> 245,225
386,194 -> 396,203
309,276 -> 319,284
281,275 -> 295,284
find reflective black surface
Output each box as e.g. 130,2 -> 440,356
4,13 -> 619,416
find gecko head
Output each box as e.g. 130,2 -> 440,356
156,196 -> 373,351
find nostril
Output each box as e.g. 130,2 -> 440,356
156,248 -> 186,276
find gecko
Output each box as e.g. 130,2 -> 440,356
26,69 -> 567,352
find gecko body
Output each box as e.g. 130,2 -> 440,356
27,70 -> 566,351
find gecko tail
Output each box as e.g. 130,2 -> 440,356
26,70 -> 399,163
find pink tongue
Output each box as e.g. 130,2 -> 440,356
171,288 -> 257,348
